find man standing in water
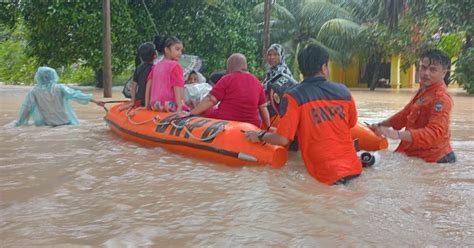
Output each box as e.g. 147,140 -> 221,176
370,49 -> 456,163
246,44 -> 362,185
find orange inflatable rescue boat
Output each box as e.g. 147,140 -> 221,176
265,115 -> 388,151
105,103 -> 387,167
350,122 -> 388,151
105,104 -> 288,168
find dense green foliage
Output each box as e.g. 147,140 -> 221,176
254,0 -> 355,78
0,23 -> 37,84
254,0 -> 410,86
454,48 -> 474,93
19,1 -> 138,75
147,0 -> 262,77
0,0 -> 264,85
0,22 -> 131,86
430,0 -> 473,91
430,0 -> 473,52
0,0 -> 472,93
436,32 -> 464,58
0,1 -> 18,28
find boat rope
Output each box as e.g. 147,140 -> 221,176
169,120 -> 225,142
127,114 -> 162,125
125,110 -> 224,142
126,109 -> 162,125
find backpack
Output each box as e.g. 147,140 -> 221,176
122,75 -> 133,98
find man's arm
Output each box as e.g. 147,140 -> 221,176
245,131 -> 289,146
144,79 -> 152,109
378,96 -> 452,145
246,94 -> 299,147
173,86 -> 185,112
190,94 -> 218,115
383,108 -> 409,129
259,103 -> 271,128
369,99 -> 413,136
130,81 -> 137,102
378,126 -> 413,142
16,92 -> 35,126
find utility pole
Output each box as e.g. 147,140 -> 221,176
262,0 -> 273,65
102,0 -> 112,97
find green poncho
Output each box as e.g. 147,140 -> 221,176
16,67 -> 92,126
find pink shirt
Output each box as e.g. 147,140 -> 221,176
147,59 -> 184,108
206,72 -> 266,126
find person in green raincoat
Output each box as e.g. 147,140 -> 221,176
16,66 -> 104,127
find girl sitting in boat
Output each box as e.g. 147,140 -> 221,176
120,42 -> 156,111
189,53 -> 271,128
16,66 -> 104,127
144,36 -> 188,114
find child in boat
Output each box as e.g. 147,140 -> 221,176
120,42 -> 156,110
186,70 -> 199,84
16,66 -> 104,127
184,70 -> 212,109
144,36 -> 188,113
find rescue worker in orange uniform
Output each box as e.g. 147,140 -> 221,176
370,49 -> 456,163
246,44 -> 362,185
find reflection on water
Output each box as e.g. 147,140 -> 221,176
1,86 -> 473,246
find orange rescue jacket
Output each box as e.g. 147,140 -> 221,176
387,82 -> 454,162
276,76 -> 362,184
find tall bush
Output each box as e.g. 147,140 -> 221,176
147,0 -> 262,77
454,48 -> 474,94
19,0 -> 139,83
0,23 -> 37,84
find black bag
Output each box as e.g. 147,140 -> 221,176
122,75 -> 133,98
267,74 -> 298,115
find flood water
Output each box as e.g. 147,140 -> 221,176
1,85 -> 473,247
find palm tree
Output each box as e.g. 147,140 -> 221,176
254,0 -> 354,78
324,0 -> 388,90
318,0 -> 407,90
262,0 -> 274,65
255,0 -> 410,89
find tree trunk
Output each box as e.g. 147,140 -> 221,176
95,69 -> 103,88
262,0 -> 272,65
369,52 -> 382,91
462,32 -> 472,55
102,0 -> 112,97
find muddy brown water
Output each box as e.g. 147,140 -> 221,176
1,85 -> 473,247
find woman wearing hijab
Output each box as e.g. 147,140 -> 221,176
190,53 -> 270,127
263,44 -> 294,83
16,66 -> 104,127
262,43 -> 297,117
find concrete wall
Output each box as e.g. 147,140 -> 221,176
329,58 -> 360,87
329,55 -> 416,88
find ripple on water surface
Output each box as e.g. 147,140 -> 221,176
1,87 -> 473,246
